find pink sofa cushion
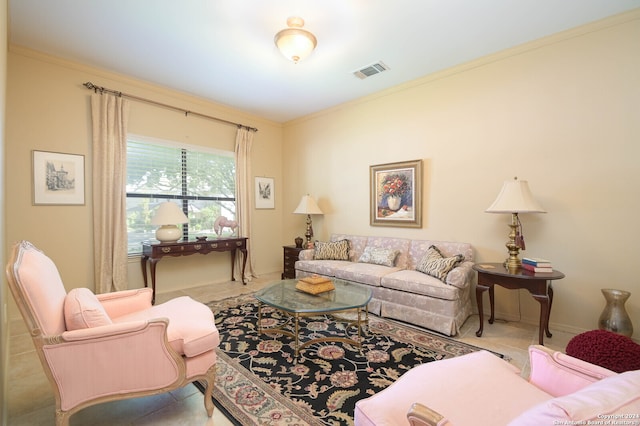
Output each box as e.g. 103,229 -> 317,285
508,369 -> 640,425
64,288 -> 113,330
354,350 -> 551,426
113,296 -> 219,357
528,345 -> 615,397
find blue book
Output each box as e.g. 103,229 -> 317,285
522,257 -> 552,267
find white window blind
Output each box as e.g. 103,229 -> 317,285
126,137 -> 236,254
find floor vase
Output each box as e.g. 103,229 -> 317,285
598,288 -> 633,337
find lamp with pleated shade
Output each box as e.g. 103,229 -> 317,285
486,177 -> 546,270
293,194 -> 323,248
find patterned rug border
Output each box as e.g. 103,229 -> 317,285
201,293 -> 506,425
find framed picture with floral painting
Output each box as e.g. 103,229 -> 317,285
370,159 -> 422,227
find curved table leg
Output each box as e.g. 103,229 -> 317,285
475,284 -> 489,337
532,294 -> 551,345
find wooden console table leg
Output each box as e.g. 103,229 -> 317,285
149,258 -> 159,305
239,248 -> 247,285
230,249 -> 236,282
140,255 -> 149,288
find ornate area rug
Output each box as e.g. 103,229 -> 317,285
200,294 -> 500,426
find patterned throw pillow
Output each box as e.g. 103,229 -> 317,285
313,239 -> 350,260
358,246 -> 400,267
416,245 -> 464,282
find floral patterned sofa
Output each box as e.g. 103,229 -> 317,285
295,234 -> 474,336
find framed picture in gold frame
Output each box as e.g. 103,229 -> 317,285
370,159 -> 422,228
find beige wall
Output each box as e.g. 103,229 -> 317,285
1,0 -> 7,421
5,48 -> 284,318
4,11 -> 640,343
282,12 -> 640,339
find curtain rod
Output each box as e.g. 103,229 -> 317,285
83,82 -> 258,133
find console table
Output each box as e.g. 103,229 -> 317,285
473,263 -> 565,345
141,238 -> 248,304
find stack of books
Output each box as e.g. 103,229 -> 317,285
522,257 -> 553,273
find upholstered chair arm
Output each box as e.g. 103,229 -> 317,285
298,249 -> 314,260
45,318 -> 184,412
407,402 -> 450,426
96,288 -> 153,319
527,345 -> 616,397
445,261 -> 474,289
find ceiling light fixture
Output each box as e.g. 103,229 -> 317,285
274,17 -> 317,64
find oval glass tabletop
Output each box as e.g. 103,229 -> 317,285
254,278 -> 372,313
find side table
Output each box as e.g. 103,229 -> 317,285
473,263 -> 565,345
282,245 -> 304,279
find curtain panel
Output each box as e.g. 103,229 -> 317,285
91,93 -> 130,293
235,127 -> 257,281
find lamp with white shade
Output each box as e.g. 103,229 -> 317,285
293,195 -> 323,248
151,201 -> 188,243
486,177 -> 546,270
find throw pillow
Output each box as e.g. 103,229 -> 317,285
313,239 -> 350,261
64,287 -> 113,330
416,245 -> 464,282
358,246 -> 400,267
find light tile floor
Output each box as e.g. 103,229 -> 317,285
6,272 -> 576,425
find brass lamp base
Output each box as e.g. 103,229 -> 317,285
304,214 -> 314,248
503,213 -> 522,271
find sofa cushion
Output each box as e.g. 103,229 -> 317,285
333,262 -> 401,287
64,287 -> 113,330
295,259 -> 350,278
358,246 -> 399,267
381,270 -> 461,301
508,369 -> 640,426
416,245 -> 464,282
314,239 -> 350,260
355,350 -> 550,426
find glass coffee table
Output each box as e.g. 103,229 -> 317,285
254,278 -> 372,357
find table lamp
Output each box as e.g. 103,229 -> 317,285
293,194 -> 323,248
151,201 -> 188,242
486,177 -> 545,270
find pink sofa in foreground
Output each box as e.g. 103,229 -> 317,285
354,345 -> 640,426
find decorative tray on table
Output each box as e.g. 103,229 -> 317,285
295,275 -> 335,295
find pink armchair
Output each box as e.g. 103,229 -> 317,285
355,345 -> 640,425
6,241 -> 220,426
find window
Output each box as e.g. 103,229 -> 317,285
126,136 -> 236,254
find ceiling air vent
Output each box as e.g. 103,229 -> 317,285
353,61 -> 390,80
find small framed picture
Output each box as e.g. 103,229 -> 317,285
255,176 -> 274,209
32,150 -> 85,205
370,159 -> 422,228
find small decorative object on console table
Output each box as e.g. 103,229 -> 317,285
598,288 -> 633,337
473,262 -> 565,345
141,238 -> 248,304
282,245 -> 304,279
485,177 -> 546,271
